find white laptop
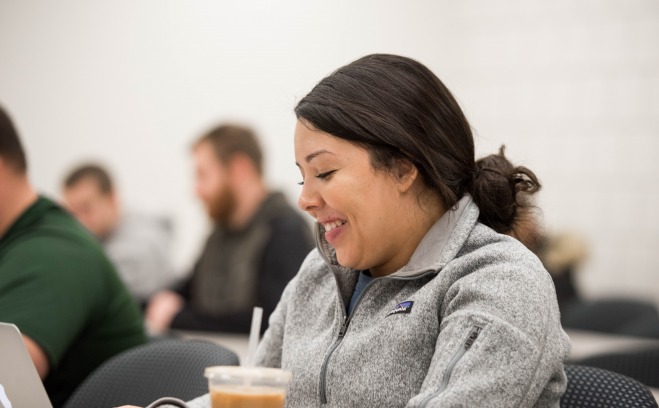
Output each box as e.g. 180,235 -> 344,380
0,322 -> 53,408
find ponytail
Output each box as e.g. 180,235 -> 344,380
471,146 -> 542,249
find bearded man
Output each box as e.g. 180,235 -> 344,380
146,124 -> 313,334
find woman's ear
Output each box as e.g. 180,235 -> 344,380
395,159 -> 418,193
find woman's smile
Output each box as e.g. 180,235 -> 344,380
321,219 -> 347,245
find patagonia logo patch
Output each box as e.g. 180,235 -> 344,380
386,301 -> 414,317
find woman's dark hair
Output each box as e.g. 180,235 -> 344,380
294,54 -> 541,236
474,146 -> 542,244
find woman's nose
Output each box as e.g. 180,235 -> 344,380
298,183 -> 322,213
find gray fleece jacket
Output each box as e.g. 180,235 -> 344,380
251,195 -> 570,407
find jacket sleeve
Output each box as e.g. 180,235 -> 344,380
406,255 -> 570,407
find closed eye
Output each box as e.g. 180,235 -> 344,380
316,170 -> 336,181
297,170 -> 336,186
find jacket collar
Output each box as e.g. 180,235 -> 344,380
314,194 -> 480,278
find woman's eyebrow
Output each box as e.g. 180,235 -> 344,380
295,150 -> 335,167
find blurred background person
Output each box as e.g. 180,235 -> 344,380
540,232 -> 589,310
146,124 -> 313,334
0,104 -> 146,407
62,163 -> 177,306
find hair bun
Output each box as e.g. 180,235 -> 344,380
472,146 -> 541,237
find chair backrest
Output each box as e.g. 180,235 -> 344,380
64,339 -> 239,408
577,347 -> 659,388
561,364 -> 658,408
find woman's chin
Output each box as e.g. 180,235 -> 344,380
335,252 -> 362,271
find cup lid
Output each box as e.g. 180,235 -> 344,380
205,366 -> 292,382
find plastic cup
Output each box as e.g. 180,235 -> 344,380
205,366 -> 292,408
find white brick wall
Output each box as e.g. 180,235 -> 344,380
0,0 -> 657,303
432,0 -> 659,303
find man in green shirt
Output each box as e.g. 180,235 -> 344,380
0,105 -> 147,407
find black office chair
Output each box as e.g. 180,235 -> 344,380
561,364 -> 658,407
576,348 -> 659,388
64,339 -> 239,408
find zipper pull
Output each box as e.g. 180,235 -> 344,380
338,316 -> 350,337
465,326 -> 481,349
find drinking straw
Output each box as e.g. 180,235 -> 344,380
244,306 -> 263,368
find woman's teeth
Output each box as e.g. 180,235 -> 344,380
323,220 -> 346,232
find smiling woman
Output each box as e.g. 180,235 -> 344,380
250,54 -> 570,408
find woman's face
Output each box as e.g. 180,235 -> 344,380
294,120 -> 418,276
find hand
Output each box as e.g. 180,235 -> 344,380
145,290 -> 184,334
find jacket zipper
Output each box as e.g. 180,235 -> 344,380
319,278 -> 378,404
419,326 -> 482,407
318,269 -> 436,404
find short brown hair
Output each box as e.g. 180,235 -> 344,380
0,104 -> 27,173
195,124 -> 263,175
63,164 -> 114,195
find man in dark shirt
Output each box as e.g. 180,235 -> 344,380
146,124 -> 313,334
0,105 -> 146,407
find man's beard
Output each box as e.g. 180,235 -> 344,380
206,183 -> 237,225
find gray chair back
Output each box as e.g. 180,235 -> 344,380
576,347 -> 659,388
64,339 -> 239,408
561,364 -> 658,407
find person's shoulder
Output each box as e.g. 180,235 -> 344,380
464,223 -> 542,263
453,223 -> 550,287
4,233 -> 109,275
438,223 -> 558,323
0,236 -> 111,299
28,198 -> 101,247
2,206 -> 114,281
7,217 -> 97,257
